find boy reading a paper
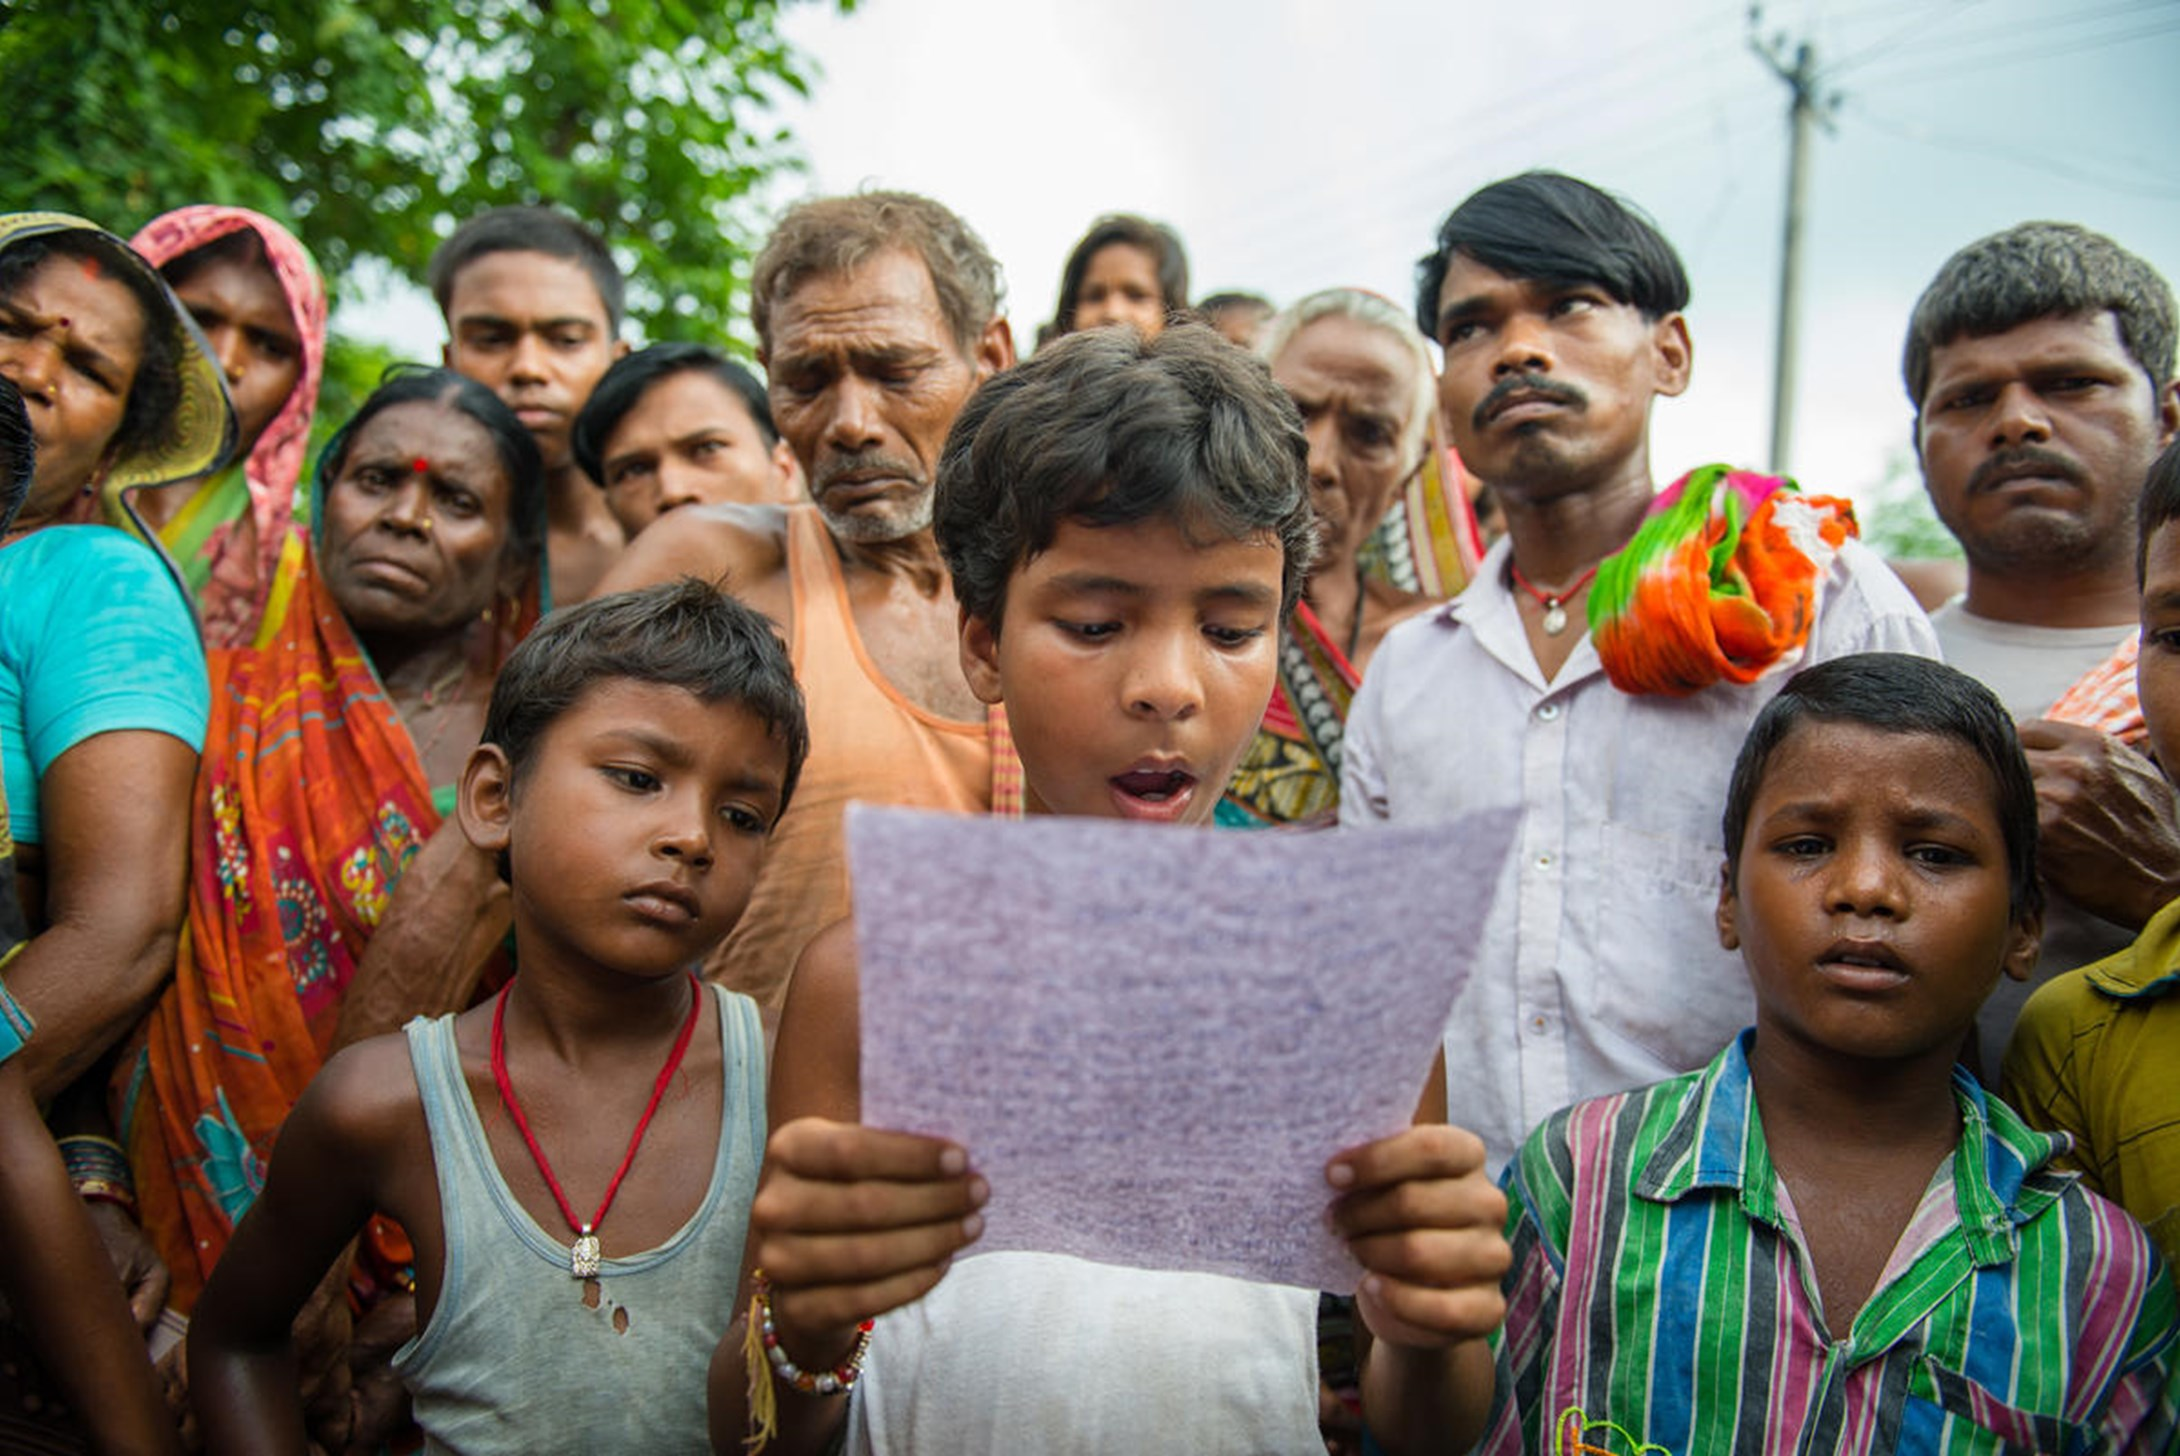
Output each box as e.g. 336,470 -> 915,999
708,325 -> 1510,1454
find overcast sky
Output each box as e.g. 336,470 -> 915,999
342,0 -> 2180,526
767,0 -> 2180,520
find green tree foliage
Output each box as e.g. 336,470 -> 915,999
3,0 -> 847,343
1852,448 -> 1964,562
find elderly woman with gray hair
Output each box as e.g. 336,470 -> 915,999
1218,288 -> 1485,828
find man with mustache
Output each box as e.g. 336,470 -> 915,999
1907,222 -> 2180,1057
1341,172 -> 1936,1173
595,192 -> 1013,1020
433,205 -> 631,603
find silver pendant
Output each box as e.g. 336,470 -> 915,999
571,1229 -> 601,1278
1542,601 -> 1569,636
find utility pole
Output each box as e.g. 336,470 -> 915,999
1751,15 -> 1839,476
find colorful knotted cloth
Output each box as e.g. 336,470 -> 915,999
1589,465 -> 1857,698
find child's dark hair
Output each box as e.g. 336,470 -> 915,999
1721,653 -> 2041,920
481,577 -> 809,816
2136,437 -> 2180,583
1048,213 -> 1192,339
933,322 -> 1318,629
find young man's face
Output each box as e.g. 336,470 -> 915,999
763,249 -> 1008,545
958,516 -> 1285,825
1431,254 -> 1689,504
443,249 -> 622,477
472,678 -> 791,981
2137,517 -> 2180,774
1917,310 -> 2178,580
1717,719 -> 2038,1066
597,369 -> 795,536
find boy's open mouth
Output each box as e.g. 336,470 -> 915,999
1109,768 -> 1198,823
1816,938 -> 1908,991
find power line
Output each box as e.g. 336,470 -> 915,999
1852,98 -> 2180,200
1820,0 -> 1982,74
1849,15 -> 2180,84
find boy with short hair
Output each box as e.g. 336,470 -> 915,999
708,324 -> 1512,1456
2005,437 -> 2180,1284
1468,652 -> 2178,1452
189,578 -> 808,1453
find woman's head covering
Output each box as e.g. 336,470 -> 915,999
0,212 -> 235,512
130,206 -> 327,644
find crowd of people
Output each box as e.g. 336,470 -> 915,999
1,164 -> 2176,1455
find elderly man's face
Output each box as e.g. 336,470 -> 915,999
762,250 -> 993,544
1271,313 -> 1425,568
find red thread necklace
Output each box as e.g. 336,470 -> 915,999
1509,560 -> 1601,637
490,973 -> 705,1278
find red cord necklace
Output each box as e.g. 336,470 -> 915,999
490,973 -> 705,1278
1508,560 -> 1601,637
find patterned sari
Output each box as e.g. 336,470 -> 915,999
114,469 -> 544,1311
129,207 -> 327,649
1219,427 -> 1483,828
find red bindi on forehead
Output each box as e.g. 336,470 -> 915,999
412,458 -> 430,476
79,256 -> 104,282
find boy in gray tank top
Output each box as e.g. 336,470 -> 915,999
190,579 -> 809,1455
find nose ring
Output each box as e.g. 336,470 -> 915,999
417,516 -> 435,534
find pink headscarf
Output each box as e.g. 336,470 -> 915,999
129,206 -> 327,648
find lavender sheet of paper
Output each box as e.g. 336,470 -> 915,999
850,803 -> 1515,1294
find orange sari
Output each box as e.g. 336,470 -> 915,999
115,538 -> 536,1310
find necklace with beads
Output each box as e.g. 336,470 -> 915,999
1509,560 -> 1601,637
490,973 -> 705,1278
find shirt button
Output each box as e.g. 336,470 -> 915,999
1536,701 -> 1562,721
1534,853 -> 1553,870
1530,1015 -> 1549,1035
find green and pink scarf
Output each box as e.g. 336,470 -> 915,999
1590,465 -> 1858,697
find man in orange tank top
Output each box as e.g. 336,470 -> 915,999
596,192 -> 1016,1022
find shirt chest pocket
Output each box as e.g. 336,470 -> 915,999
1587,823 -> 1748,1068
1901,1359 -> 2069,1456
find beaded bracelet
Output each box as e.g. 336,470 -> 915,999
741,1270 -> 874,1450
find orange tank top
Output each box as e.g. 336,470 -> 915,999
706,506 -> 990,1015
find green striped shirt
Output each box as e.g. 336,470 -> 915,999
1481,1032 -> 2180,1453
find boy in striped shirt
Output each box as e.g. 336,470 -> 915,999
1465,653 -> 2178,1453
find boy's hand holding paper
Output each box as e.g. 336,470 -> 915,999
850,804 -> 1516,1295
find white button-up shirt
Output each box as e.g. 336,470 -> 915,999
1340,535 -> 1940,1172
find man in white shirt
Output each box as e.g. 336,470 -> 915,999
1342,172 -> 1937,1172
1907,222 -> 2180,1051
